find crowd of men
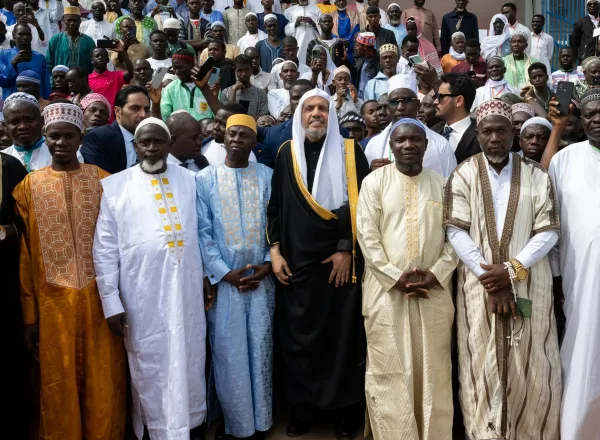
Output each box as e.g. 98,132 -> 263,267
0,0 -> 599,439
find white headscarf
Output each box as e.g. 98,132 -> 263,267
301,44 -> 337,90
291,88 -> 347,211
481,14 -> 511,61
449,31 -> 466,61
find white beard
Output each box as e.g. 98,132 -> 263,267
140,158 -> 165,174
306,127 -> 327,139
485,152 -> 509,164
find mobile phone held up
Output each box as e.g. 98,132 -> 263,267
195,56 -> 216,82
151,66 -> 169,89
409,54 -> 424,67
209,67 -> 221,86
97,39 -> 118,49
128,27 -> 136,38
555,81 -> 574,116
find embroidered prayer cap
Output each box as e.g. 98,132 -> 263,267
4,92 -> 39,110
451,31 -> 465,41
387,3 -> 401,10
356,32 -> 376,47
16,70 -> 41,85
52,65 -> 70,74
486,55 -> 504,65
333,65 -> 351,78
511,102 -> 535,117
171,49 -> 195,63
580,89 -> 600,107
80,93 -> 112,118
134,117 -> 171,139
339,111 -> 365,127
390,117 -> 426,134
264,13 -> 278,23
366,5 -> 379,15
388,73 -> 418,95
510,30 -> 528,41
245,11 -> 258,18
226,114 -> 257,134
582,56 -> 600,72
211,21 -> 226,30
64,5 -> 81,15
379,43 -> 398,55
163,18 -> 181,30
520,116 -> 552,134
42,102 -> 84,131
476,99 -> 512,125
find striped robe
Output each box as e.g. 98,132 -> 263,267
443,153 -> 561,440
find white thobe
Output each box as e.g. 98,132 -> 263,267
39,0 -> 64,35
270,61 -> 310,89
201,140 -> 257,164
527,31 -> 554,77
7,23 -> 46,53
548,142 -> 600,440
80,19 -> 116,43
93,164 -> 207,440
237,29 -> 267,53
33,8 -> 52,47
267,88 -> 289,119
364,122 -> 457,178
213,0 -> 234,13
245,0 -> 282,14
250,69 -> 272,90
283,4 -> 321,63
3,143 -> 83,171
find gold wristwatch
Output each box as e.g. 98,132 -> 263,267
510,259 -> 528,281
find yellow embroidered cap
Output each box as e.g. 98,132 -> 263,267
64,5 -> 81,14
226,114 -> 257,134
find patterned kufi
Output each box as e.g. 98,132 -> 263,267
511,30 -> 528,41
451,31 -> 465,41
387,3 -> 401,10
163,18 -> 181,29
582,56 -> 600,72
134,117 -> 171,139
264,13 -> 277,23
16,70 -> 40,85
80,93 -> 112,118
388,73 -> 418,94
4,92 -> 39,110
211,20 -> 226,30
339,111 -> 365,127
356,32 -> 376,47
486,55 -> 504,65
390,117 -> 426,134
379,43 -> 398,55
64,5 -> 81,15
580,89 -> 600,107
333,65 -> 351,78
171,50 -> 195,63
520,116 -> 552,134
52,65 -> 70,74
226,114 -> 257,134
511,102 -> 535,117
42,103 -> 84,131
476,99 -> 512,125
245,11 -> 258,18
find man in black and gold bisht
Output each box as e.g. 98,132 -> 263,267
267,88 -> 370,440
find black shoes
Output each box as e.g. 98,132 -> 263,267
285,420 -> 313,437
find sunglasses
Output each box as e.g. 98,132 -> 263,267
435,92 -> 460,101
388,97 -> 419,106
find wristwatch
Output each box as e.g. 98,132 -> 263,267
510,258 -> 528,281
0,225 -> 6,242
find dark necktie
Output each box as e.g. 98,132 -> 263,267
442,126 -> 453,140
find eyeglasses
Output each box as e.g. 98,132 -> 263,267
435,92 -> 460,101
388,97 -> 419,106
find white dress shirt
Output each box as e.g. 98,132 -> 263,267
80,19 -> 116,43
33,8 -> 52,46
38,0 -> 64,35
395,56 -> 417,79
267,88 -> 289,119
447,153 -> 559,277
250,68 -> 272,90
201,139 -> 256,164
236,29 -> 267,53
119,125 -> 138,168
166,153 -> 201,173
527,31 -> 554,76
444,115 -> 472,152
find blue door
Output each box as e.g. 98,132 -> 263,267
543,0 -> 586,69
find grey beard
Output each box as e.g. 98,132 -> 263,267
397,162 -> 422,173
485,152 -> 509,164
306,127 -> 327,139
140,158 -> 165,174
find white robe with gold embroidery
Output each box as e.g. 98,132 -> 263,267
93,164 -> 206,440
357,165 -> 457,440
444,153 -> 561,440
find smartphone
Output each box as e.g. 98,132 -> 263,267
239,100 -> 250,111
97,39 -> 118,49
208,67 -> 220,86
127,27 -> 136,38
555,81 -> 574,115
409,54 -> 424,66
312,48 -> 321,60
195,56 -> 216,81
152,66 -> 169,88
467,70 -> 476,78
159,5 -> 168,11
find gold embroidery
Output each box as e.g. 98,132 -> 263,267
403,173 -> 420,263
151,175 -> 184,260
290,141 -> 338,221
30,165 -> 102,289
344,139 -> 359,283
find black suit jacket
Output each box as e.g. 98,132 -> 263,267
432,118 -> 480,165
81,121 -> 128,174
440,10 -> 479,55
571,16 -> 599,62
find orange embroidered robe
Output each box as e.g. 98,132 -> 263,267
12,164 -> 126,440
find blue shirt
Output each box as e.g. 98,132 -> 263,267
257,12 -> 288,41
200,10 -> 224,23
1,9 -> 16,25
255,39 -> 283,73
0,48 -> 51,100
384,24 -> 407,47
143,0 -> 178,15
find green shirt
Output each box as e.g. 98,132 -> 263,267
167,41 -> 196,57
161,79 -> 214,121
46,33 -> 96,75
